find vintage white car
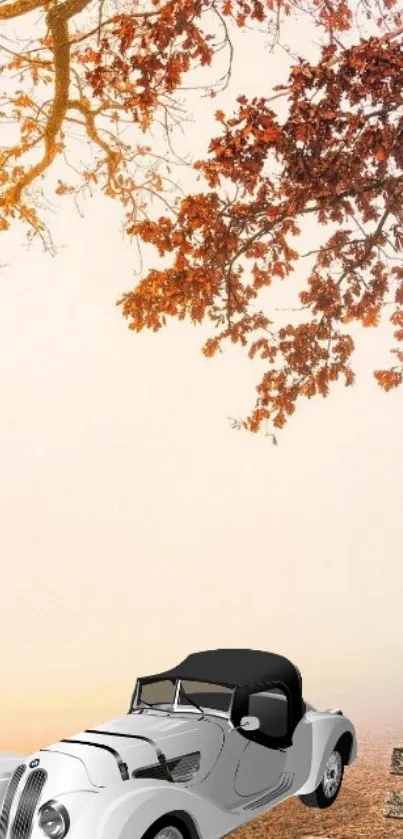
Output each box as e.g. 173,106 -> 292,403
0,649 -> 357,839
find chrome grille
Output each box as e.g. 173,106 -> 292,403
10,769 -> 47,839
0,765 -> 26,839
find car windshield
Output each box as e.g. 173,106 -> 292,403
136,679 -> 176,711
178,681 -> 233,714
133,679 -> 233,716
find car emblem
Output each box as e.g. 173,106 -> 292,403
29,759 -> 40,769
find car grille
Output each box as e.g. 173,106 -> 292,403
9,769 -> 47,839
0,766 -> 26,839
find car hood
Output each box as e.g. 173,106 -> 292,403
37,712 -> 225,788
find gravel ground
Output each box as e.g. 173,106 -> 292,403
230,723 -> 403,839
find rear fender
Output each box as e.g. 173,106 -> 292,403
296,714 -> 357,795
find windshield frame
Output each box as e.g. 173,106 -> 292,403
130,678 -> 234,720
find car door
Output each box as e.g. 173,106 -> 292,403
234,688 -> 289,797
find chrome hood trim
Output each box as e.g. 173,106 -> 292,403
43,712 -> 225,788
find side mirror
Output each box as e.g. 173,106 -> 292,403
240,715 -> 260,731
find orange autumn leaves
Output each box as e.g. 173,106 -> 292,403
119,32 -> 403,432
1,0 -> 403,432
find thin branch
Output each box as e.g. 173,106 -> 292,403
69,8 -> 162,47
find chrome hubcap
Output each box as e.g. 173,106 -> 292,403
154,828 -> 183,839
322,750 -> 342,798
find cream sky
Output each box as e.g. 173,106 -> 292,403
0,6 -> 402,755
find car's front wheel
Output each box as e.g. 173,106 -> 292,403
143,820 -> 187,839
152,829 -> 184,839
299,749 -> 344,809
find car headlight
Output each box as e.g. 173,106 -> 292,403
38,800 -> 70,839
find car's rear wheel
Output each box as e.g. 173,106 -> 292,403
299,749 -> 344,809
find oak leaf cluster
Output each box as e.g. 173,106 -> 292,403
1,0 -> 403,432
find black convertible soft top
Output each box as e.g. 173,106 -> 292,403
143,648 -> 297,689
139,649 -> 305,734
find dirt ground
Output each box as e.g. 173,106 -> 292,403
232,722 -> 403,839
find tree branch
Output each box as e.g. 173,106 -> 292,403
0,0 -> 48,21
68,97 -> 119,176
1,0 -> 92,208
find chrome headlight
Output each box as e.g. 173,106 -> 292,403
38,800 -> 70,839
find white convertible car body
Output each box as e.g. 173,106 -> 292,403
0,649 -> 357,839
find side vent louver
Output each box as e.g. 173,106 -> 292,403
133,764 -> 167,781
133,751 -> 200,783
170,752 -> 201,782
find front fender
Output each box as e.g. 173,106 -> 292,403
296,714 -> 357,795
72,782 -> 238,839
